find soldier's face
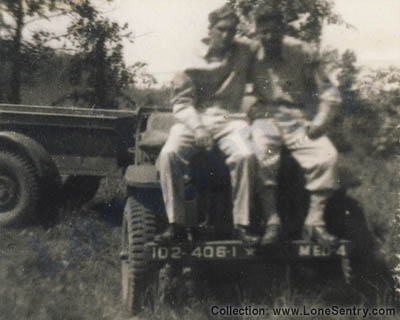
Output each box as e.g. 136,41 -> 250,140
209,18 -> 237,51
256,18 -> 283,47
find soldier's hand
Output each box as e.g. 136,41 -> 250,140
307,102 -> 335,139
194,127 -> 213,151
306,123 -> 325,140
247,101 -> 266,121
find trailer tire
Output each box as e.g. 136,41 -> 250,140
121,196 -> 157,316
0,151 -> 39,227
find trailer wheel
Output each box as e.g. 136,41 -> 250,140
121,196 -> 157,315
0,151 -> 39,227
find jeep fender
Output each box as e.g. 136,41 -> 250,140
0,131 -> 59,181
124,164 -> 160,189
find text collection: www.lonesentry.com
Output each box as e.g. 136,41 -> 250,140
210,305 -> 396,318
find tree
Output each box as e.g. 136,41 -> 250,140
229,0 -> 348,43
357,67 -> 400,157
322,49 -> 359,152
0,0 -> 148,108
0,0 -> 66,103
337,50 -> 359,116
53,0 -> 147,109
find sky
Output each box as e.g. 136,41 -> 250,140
102,0 -> 400,84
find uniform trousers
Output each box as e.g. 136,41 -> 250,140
159,109 -> 257,226
251,105 -> 338,226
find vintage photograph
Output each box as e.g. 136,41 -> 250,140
0,0 -> 399,319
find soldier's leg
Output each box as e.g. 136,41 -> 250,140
251,118 -> 282,244
214,120 -> 259,242
158,123 -> 198,238
288,134 -> 339,243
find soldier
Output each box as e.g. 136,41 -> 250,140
156,4 -> 259,243
250,5 -> 341,245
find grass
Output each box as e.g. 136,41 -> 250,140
340,134 -> 400,277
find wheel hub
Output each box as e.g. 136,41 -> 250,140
0,175 -> 18,210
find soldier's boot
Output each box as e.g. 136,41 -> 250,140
233,225 -> 260,244
260,187 -> 281,246
303,191 -> 338,245
154,223 -> 187,243
303,225 -> 337,245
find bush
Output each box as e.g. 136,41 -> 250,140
355,68 -> 400,158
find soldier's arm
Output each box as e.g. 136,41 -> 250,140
250,43 -> 270,103
247,43 -> 271,119
171,72 -> 203,131
171,72 -> 213,149
306,52 -> 341,139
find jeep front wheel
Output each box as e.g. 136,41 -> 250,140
121,196 -> 157,315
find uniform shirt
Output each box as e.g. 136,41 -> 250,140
252,36 -> 341,116
171,38 -> 258,131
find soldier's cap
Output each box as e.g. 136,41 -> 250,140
254,4 -> 283,24
208,4 -> 239,27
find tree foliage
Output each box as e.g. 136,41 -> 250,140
52,0 -> 147,109
229,0 -> 348,43
335,50 -> 400,158
0,0 -> 66,103
338,50 -> 359,115
1,0 -> 154,108
357,67 -> 400,157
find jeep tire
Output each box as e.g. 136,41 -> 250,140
121,196 -> 157,315
0,151 -> 39,227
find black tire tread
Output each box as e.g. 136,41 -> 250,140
122,195 -> 156,315
0,151 -> 39,227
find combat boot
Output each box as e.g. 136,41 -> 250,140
261,223 -> 281,245
303,191 -> 338,245
234,225 -> 259,244
154,223 -> 187,243
302,225 -> 337,245
260,187 -> 281,245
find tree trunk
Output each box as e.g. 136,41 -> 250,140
93,32 -> 108,108
8,0 -> 24,104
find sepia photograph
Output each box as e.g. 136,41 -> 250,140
0,0 -> 399,319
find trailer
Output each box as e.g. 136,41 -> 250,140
0,103 -> 140,226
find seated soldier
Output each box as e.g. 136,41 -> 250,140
156,4 -> 259,243
250,5 -> 341,245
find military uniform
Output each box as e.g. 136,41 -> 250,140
251,36 -> 341,228
160,39 -> 258,227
